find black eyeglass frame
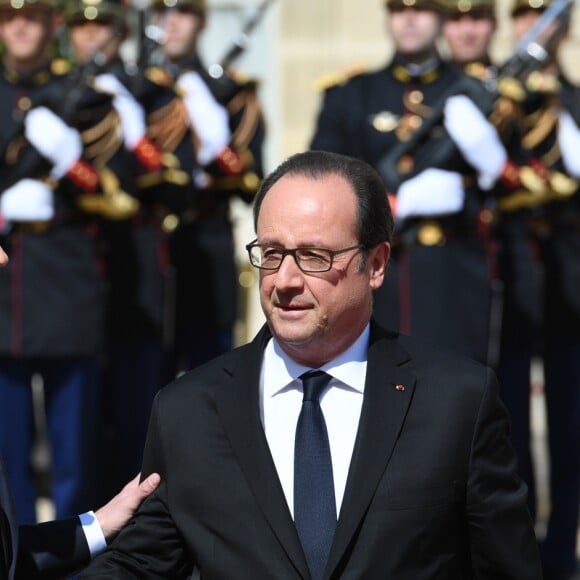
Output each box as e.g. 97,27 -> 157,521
245,239 -> 366,273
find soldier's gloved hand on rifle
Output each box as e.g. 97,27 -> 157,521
93,73 -> 162,172
176,71 -> 231,166
24,106 -> 83,180
558,109 -> 580,178
396,168 -> 464,220
0,178 -> 54,222
443,94 -> 508,191
93,73 -> 148,150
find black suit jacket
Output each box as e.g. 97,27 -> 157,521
0,457 -> 90,580
81,323 -> 542,579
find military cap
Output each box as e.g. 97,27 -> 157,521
63,0 -> 125,23
385,0 -> 447,11
443,0 -> 495,15
149,0 -> 205,14
0,0 -> 59,12
511,0 -> 551,16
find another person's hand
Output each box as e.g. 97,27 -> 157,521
558,109 -> 580,178
94,472 -> 161,541
0,246 -> 7,267
24,107 -> 83,179
444,94 -> 507,190
93,74 -> 148,150
396,168 -> 465,220
0,178 -> 54,221
176,71 -> 231,165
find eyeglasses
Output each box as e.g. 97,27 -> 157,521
246,240 -> 365,273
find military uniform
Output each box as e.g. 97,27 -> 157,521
166,59 -> 264,375
0,3 -> 106,521
63,0 -> 183,504
144,0 -> 265,377
311,0 -> 493,364
493,2 -> 580,572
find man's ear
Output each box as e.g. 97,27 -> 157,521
369,241 -> 390,290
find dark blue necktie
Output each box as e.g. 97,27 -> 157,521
294,370 -> 337,580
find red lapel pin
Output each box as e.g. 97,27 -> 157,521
395,384 -> 405,392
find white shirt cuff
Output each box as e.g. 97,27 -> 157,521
79,511 -> 108,557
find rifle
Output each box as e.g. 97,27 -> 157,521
126,0 -> 167,98
206,0 -> 277,103
376,0 -> 575,192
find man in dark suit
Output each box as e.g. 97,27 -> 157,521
1,454 -> 160,580
81,151 -> 541,579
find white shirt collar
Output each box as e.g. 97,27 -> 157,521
262,324 -> 370,398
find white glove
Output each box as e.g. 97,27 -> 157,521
1,179 -> 54,222
397,168 -> 465,220
444,95 -> 507,190
558,110 -> 580,178
93,73 -> 147,150
24,107 -> 82,180
176,71 -> 231,166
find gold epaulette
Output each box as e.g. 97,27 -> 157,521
526,71 -> 561,95
51,58 -> 72,76
464,62 -> 489,82
313,63 -> 368,92
497,77 -> 527,102
227,68 -> 261,88
146,67 -> 175,88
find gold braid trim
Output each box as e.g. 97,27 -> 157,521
542,140 -> 561,168
81,110 -> 123,167
147,99 -> 189,154
5,137 -> 26,166
229,91 -> 262,151
522,106 -> 558,150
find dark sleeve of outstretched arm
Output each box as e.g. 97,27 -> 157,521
17,517 -> 91,580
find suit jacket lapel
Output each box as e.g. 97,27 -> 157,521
213,326 -> 310,579
326,324 -> 416,578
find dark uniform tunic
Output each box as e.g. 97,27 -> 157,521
0,61 -> 105,523
311,56 -> 493,364
74,58 -> 175,505
148,56 -> 265,377
495,72 -> 580,578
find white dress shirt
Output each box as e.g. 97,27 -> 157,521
260,325 -> 369,518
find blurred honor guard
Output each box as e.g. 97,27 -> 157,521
310,0 -> 497,364
0,0 -> 106,523
496,1 -> 580,577
147,0 -> 265,376
64,0 -> 174,504
442,0 -> 497,70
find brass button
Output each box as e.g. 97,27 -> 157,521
162,214 -> 179,233
408,115 -> 422,130
372,111 -> 399,133
17,96 -> 32,111
408,90 -> 423,105
418,221 -> 445,246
